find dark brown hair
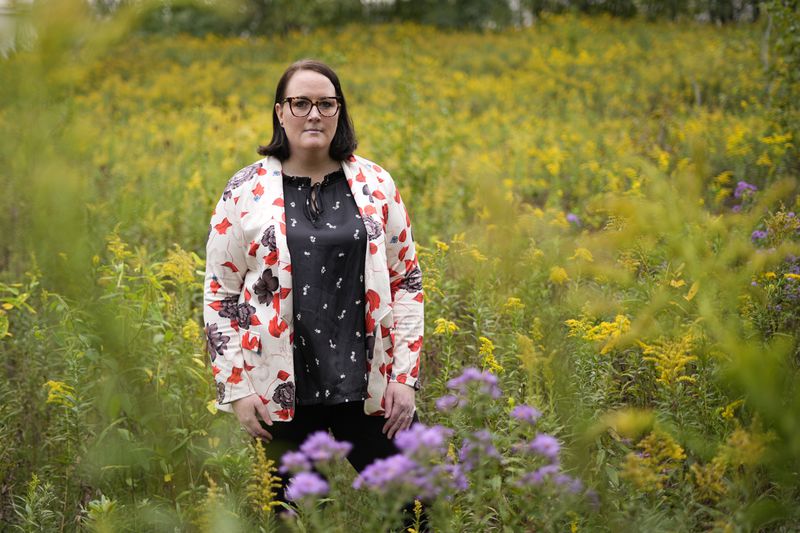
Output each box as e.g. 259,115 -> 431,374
257,59 -> 358,161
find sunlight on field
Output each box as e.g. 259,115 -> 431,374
1,1 -> 798,531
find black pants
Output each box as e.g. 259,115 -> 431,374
257,400 -> 422,509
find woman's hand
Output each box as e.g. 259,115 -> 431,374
382,382 -> 416,439
232,394 -> 274,441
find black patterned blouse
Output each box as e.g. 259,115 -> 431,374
282,168 -> 369,406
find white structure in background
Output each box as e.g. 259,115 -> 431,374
1,0 -> 34,58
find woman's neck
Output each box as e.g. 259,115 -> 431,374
282,153 -> 340,184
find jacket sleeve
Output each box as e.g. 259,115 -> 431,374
204,187 -> 256,408
382,171 -> 424,390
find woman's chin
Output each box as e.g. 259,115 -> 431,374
296,141 -> 332,154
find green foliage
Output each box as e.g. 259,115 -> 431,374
765,0 -> 800,173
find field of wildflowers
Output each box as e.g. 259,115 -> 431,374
1,1 -> 799,531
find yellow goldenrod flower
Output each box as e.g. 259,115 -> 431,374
718,426 -> 773,469
503,297 -> 525,313
566,314 -> 630,354
433,318 -> 459,336
479,336 -> 503,373
755,152 -> 773,167
247,440 -> 283,515
760,132 -> 792,145
621,429 -> 686,492
435,240 -> 449,252
156,245 -> 203,288
182,319 -> 202,343
684,281 -> 699,301
719,399 -> 744,420
689,457 -> 727,502
549,266 -> 569,285
570,248 -> 594,262
43,380 -> 76,408
638,333 -> 698,387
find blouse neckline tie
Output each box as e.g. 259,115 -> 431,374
282,168 -> 344,227
305,181 -> 324,225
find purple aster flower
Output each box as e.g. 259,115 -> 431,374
458,430 -> 500,471
734,181 -> 757,199
516,463 -> 561,486
514,433 -> 561,463
279,451 -> 311,475
432,463 -> 469,493
732,205 -> 742,213
446,367 -> 502,398
299,431 -> 352,464
567,213 -> 580,225
435,394 -> 461,412
511,404 -> 542,425
751,230 -> 768,243
395,423 -> 452,458
554,473 -> 584,494
412,462 -> 469,499
285,472 -> 328,502
352,454 -> 417,493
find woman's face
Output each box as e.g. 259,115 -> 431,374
275,69 -> 339,159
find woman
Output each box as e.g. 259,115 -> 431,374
203,59 -> 424,507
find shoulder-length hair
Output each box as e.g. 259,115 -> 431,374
257,59 -> 358,161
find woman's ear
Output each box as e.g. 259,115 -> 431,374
275,102 -> 284,126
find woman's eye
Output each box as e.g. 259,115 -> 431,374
294,100 -> 311,110
319,101 -> 335,110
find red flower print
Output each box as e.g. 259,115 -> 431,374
227,366 -> 244,384
365,289 -> 380,311
269,314 -> 288,337
209,277 -> 221,294
241,330 -> 261,352
215,218 -> 233,234
410,356 -> 420,378
408,336 -> 423,352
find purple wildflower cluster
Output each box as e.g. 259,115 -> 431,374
751,229 -> 769,244
510,430 -> 583,492
394,423 -> 453,459
279,451 -> 311,475
278,431 -> 352,504
300,431 -> 353,464
284,471 -> 329,502
352,423 -> 467,500
459,430 -> 501,471
732,180 -> 757,213
436,367 -> 502,414
511,404 -> 542,425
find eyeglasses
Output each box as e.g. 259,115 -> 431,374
282,96 -> 341,117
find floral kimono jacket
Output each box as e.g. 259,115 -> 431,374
203,154 -> 424,422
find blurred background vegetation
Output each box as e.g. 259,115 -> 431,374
1,0 -> 799,531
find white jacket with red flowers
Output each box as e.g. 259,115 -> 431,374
203,154 -> 424,422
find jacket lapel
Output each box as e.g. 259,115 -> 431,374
342,157 -> 393,329
263,156 -> 294,327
